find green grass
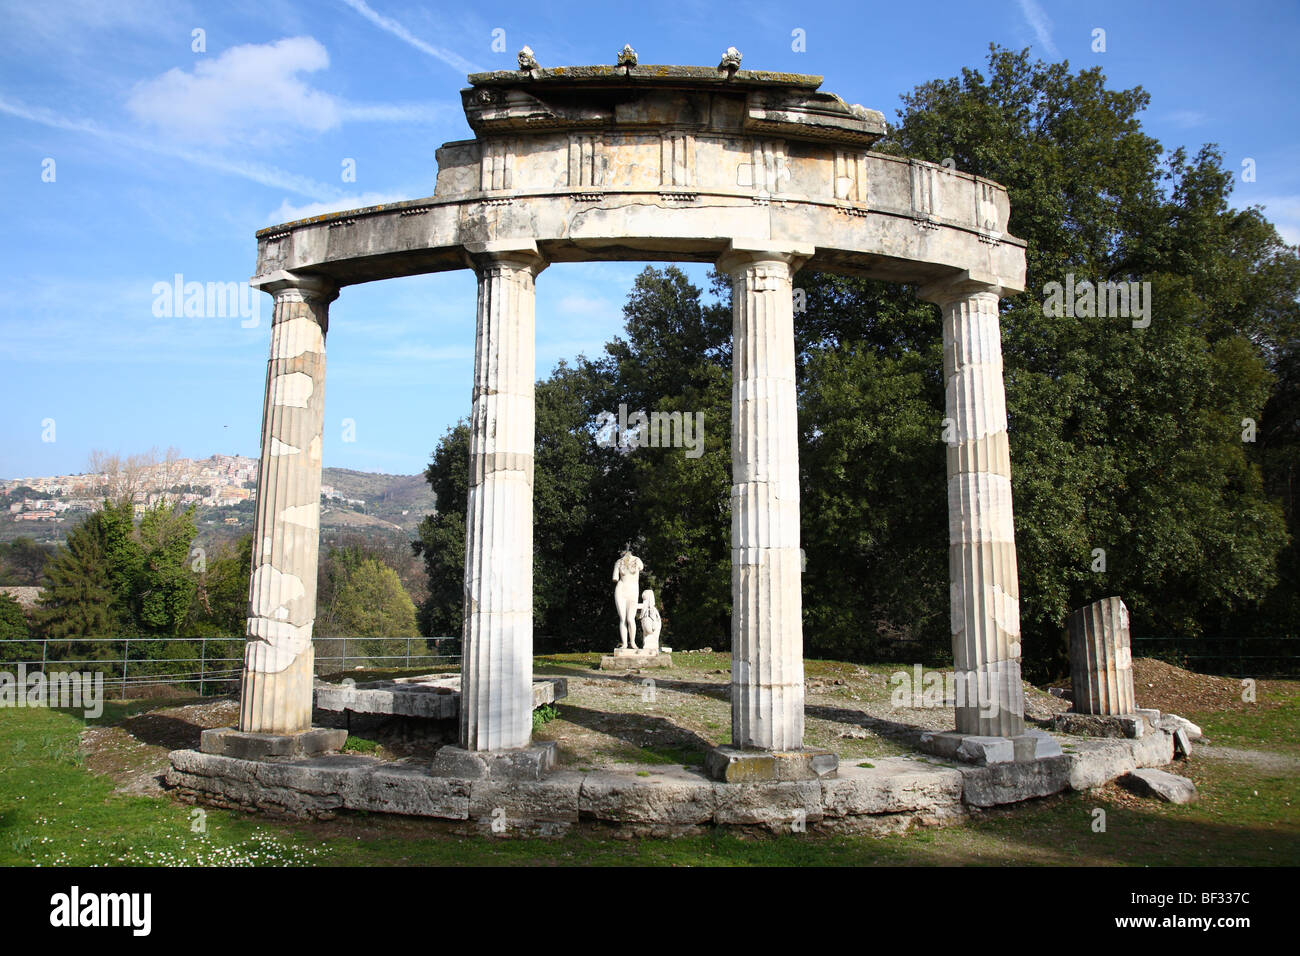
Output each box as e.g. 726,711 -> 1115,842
0,707 -> 325,866
1186,688 -> 1300,756
2,677 -> 1297,867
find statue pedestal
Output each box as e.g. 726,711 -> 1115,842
599,647 -> 673,670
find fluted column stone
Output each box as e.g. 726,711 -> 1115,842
238,271 -> 336,736
1068,596 -> 1136,715
459,241 -> 547,752
919,273 -> 1026,738
717,241 -> 812,752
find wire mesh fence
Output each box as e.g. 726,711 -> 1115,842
0,636 -> 461,700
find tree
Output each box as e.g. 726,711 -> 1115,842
412,423 -> 471,638
331,558 -> 418,639
186,534 -> 253,637
0,593 -> 36,663
35,513 -> 114,643
812,44 -> 1295,674
134,501 -> 198,636
97,498 -> 142,632
0,537 -> 53,586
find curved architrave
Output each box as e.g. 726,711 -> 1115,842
254,188 -> 1024,292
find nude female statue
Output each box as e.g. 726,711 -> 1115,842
612,550 -> 644,649
638,589 -> 662,653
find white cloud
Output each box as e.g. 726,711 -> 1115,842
1016,0 -> 1061,59
340,0 -> 480,74
126,36 -> 340,145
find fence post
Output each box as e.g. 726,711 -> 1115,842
342,635 -> 347,674
40,636 -> 47,675
406,635 -> 411,669
199,635 -> 206,697
122,636 -> 129,701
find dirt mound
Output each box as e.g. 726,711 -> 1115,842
1132,658 -> 1257,715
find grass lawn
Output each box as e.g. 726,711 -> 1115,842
1,669 -> 1297,867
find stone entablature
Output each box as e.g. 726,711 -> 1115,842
255,69 -> 1021,292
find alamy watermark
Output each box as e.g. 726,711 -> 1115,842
595,403 -> 705,458
1,665 -> 104,719
888,663 -> 1017,719
1042,273 -> 1151,328
152,274 -> 260,327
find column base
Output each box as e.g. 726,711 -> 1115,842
431,741 -> 557,781
704,745 -> 838,783
200,726 -> 347,760
1052,709 -> 1161,739
917,729 -> 1062,766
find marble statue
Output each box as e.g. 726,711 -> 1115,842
638,589 -> 662,652
612,550 -> 644,649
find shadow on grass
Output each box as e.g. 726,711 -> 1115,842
551,702 -> 716,764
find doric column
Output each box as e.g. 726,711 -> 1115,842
717,241 -> 813,752
919,273 -> 1025,737
239,271 -> 336,736
460,241 -> 547,751
1067,596 -> 1136,715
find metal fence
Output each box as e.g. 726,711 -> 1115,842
0,636 -> 461,699
1129,634 -> 1300,679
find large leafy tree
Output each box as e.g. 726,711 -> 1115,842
186,534 -> 252,637
329,558 -> 419,639
797,45 -> 1293,674
135,500 -> 199,636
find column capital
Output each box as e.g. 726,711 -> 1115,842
250,269 -> 339,304
916,269 -> 1009,306
716,240 -> 815,276
462,239 -> 548,277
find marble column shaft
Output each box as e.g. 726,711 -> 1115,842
460,244 -> 546,751
921,278 -> 1026,737
1068,596 -> 1136,715
719,245 -> 810,752
239,272 -> 336,736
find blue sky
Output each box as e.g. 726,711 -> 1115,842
2,0 -> 1297,479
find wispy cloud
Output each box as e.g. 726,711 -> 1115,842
340,0 -> 481,74
1016,0 -> 1061,59
1165,109 -> 1209,129
0,93 -> 339,198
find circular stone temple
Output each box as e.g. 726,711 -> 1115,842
222,54 -> 1032,779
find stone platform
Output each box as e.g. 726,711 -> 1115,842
599,648 -> 673,670
313,675 -> 567,720
166,725 -> 1180,833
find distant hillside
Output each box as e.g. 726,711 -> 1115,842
321,468 -> 436,534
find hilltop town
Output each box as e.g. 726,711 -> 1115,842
0,454 -> 435,545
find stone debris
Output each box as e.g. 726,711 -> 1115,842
1119,768 -> 1198,804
